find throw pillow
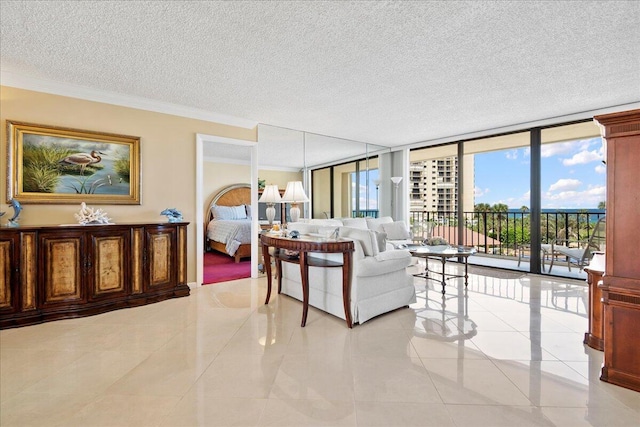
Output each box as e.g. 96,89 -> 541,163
381,221 -> 410,240
341,218 -> 368,229
365,216 -> 394,232
339,226 -> 379,256
374,231 -> 387,253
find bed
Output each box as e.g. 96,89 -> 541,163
206,183 -> 252,263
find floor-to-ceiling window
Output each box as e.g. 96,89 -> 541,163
312,157 -> 379,219
407,120 -> 604,278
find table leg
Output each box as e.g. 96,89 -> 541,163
464,256 -> 469,288
440,257 -> 447,294
342,251 -> 353,329
299,251 -> 309,327
263,243 -> 272,304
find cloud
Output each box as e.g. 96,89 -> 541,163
548,178 -> 581,192
474,186 -> 489,197
562,150 -> 602,166
541,141 -> 575,158
541,138 -> 601,159
505,150 -> 518,160
543,185 -> 606,208
595,164 -> 606,174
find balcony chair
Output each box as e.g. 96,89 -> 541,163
548,216 -> 606,272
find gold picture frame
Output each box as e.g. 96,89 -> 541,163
6,121 -> 141,204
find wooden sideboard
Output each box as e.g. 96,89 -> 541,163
0,222 -> 190,329
594,109 -> 640,392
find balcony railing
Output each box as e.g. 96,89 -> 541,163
409,210 -> 606,258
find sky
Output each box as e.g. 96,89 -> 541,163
474,137 -> 606,210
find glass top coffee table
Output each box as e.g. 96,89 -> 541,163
398,244 -> 477,294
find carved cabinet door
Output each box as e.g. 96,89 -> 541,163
144,226 -> 177,291
87,228 -> 130,301
0,231 -> 19,314
39,230 -> 86,308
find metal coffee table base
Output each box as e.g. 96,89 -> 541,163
413,254 -> 471,295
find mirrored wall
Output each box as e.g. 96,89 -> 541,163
257,124 -> 389,220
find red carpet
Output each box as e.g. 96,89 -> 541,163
203,251 -> 251,284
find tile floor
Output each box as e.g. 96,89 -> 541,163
1,261 -> 639,426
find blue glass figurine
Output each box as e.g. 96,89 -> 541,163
7,199 -> 22,227
160,208 -> 183,223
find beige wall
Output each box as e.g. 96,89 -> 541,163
1,86 -> 256,283
258,170 -> 302,190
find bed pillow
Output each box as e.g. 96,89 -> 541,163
381,221 -> 410,240
211,204 -> 247,220
245,204 -> 251,219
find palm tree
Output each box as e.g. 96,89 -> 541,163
474,203 -> 492,235
492,203 -> 509,250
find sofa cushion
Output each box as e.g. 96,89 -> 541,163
374,231 -> 387,253
287,222 -> 319,234
365,216 -> 394,233
357,250 -> 411,277
339,226 -> 379,256
381,221 -> 411,240
341,217 -> 368,229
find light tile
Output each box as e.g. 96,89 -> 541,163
258,398 -> 356,426
420,358 -> 531,405
446,405 -> 552,427
62,394 -> 181,427
1,271 -> 638,427
161,392 -> 267,427
271,353 -> 354,401
355,401 -> 454,426
193,352 -> 284,399
352,356 -> 441,403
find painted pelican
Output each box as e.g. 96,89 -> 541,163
59,150 -> 105,175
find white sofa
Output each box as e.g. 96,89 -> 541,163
278,223 -> 417,325
287,216 -> 414,250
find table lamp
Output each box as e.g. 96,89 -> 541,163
258,184 -> 282,226
282,181 -> 309,223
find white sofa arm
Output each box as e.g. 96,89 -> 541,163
356,250 -> 411,277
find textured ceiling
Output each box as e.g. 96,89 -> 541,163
1,1 -> 639,156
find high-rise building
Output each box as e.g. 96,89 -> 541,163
409,156 -> 474,216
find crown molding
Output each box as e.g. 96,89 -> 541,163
0,69 -> 258,130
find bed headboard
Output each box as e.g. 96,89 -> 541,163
207,183 -> 251,222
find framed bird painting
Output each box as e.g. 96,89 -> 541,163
6,121 -> 141,204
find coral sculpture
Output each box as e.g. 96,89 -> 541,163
75,202 -> 111,225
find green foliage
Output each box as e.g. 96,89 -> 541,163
64,176 -> 108,194
21,144 -> 69,192
114,157 -> 130,182
22,164 -> 60,193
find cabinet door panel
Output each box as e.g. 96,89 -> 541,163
41,233 -> 85,306
89,231 -> 129,300
146,227 -> 176,290
0,235 -> 17,312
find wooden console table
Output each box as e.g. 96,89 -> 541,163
0,222 -> 190,329
260,233 -> 354,328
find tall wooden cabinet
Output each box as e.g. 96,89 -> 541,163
0,222 -> 190,329
594,109 -> 640,392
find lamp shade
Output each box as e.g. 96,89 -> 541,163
390,176 -> 403,185
259,184 -> 282,203
281,181 -> 309,203
587,251 -> 605,273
